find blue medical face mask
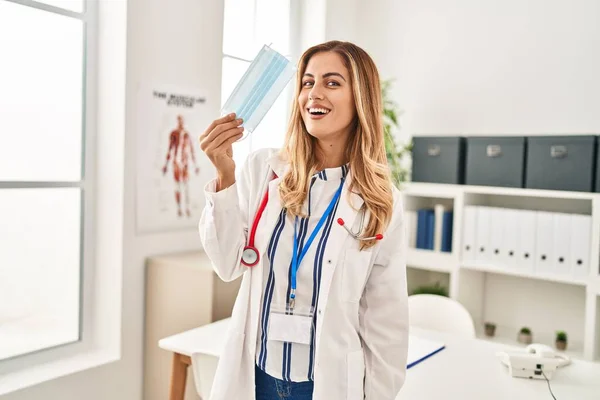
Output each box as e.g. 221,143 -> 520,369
221,45 -> 296,139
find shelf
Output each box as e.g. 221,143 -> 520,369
403,181 -> 600,363
402,182 -> 460,199
405,182 -> 600,201
406,248 -> 457,273
475,329 -> 585,361
461,261 -> 588,287
589,278 -> 600,295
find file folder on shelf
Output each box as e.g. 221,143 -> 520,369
535,211 -> 555,274
552,212 -> 571,276
474,206 -> 491,263
406,210 -> 417,248
462,206 -> 477,261
416,209 -> 431,250
502,209 -> 519,267
515,209 -> 536,272
433,205 -> 445,252
570,214 -> 591,278
489,207 -> 506,265
441,210 -> 453,253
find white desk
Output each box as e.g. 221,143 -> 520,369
400,327 -> 600,400
159,319 -> 600,400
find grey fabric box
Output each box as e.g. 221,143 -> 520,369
526,136 -> 597,192
597,137 -> 600,193
465,137 -> 526,188
411,137 -> 465,184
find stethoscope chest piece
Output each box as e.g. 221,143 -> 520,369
241,246 -> 260,267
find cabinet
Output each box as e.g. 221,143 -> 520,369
403,182 -> 600,362
143,251 -> 241,400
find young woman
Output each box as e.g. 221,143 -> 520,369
198,40 -> 408,400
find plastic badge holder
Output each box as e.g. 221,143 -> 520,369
220,45 -> 296,140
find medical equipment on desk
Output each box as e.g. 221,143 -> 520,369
221,44 -> 296,140
496,343 -> 571,380
241,175 -> 383,267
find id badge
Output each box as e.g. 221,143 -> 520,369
268,306 -> 313,345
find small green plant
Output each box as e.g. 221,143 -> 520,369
555,330 -> 568,350
517,326 -> 533,344
556,331 -> 567,342
484,322 -> 496,337
381,79 -> 413,188
411,282 -> 449,297
519,327 -> 531,335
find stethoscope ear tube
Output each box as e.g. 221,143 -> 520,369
336,218 -> 383,241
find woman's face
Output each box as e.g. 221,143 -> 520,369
298,51 -> 356,144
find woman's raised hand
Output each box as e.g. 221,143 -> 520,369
199,113 -> 244,190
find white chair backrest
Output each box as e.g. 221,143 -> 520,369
408,294 -> 476,338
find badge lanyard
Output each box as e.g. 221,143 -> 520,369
289,178 -> 344,310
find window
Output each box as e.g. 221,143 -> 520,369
0,0 -> 91,362
221,0 -> 293,168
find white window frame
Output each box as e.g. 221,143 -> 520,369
221,0 -> 295,166
0,0 -> 125,394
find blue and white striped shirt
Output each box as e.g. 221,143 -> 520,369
255,164 -> 348,382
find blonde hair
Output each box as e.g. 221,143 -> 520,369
279,40 -> 394,250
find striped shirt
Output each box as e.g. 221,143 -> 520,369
255,164 -> 348,382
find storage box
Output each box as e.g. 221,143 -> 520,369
526,136 -> 597,192
465,137 -> 526,188
597,137 -> 600,193
411,137 -> 465,184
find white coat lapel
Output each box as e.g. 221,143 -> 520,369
247,151 -> 287,357
254,152 -> 289,258
315,173 -> 364,345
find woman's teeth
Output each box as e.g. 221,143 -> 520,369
308,108 -> 330,115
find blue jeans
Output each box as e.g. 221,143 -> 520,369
255,365 -> 314,400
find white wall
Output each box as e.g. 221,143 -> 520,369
2,0 -> 224,399
332,0 -> 600,141
319,0 -> 600,353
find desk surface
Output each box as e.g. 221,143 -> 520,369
400,327 -> 600,400
159,318 -> 600,400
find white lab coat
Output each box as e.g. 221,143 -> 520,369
199,148 -> 409,400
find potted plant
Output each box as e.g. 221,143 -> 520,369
411,282 -> 449,297
555,331 -> 567,351
484,322 -> 496,337
381,79 -> 413,188
517,327 -> 533,344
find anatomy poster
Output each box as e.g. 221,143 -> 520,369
135,83 -> 215,234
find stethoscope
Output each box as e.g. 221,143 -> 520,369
336,206 -> 384,241
240,173 -> 277,267
240,173 -> 384,267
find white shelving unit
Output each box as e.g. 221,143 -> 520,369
403,182 -> 600,363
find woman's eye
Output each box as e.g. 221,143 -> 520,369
302,81 -> 313,87
327,81 -> 340,87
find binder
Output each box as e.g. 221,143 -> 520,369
552,212 -> 571,276
441,211 -> 454,253
426,209 -> 435,250
462,206 -> 477,261
474,206 -> 491,263
489,207 -> 506,265
433,205 -> 446,251
515,209 -> 536,272
534,211 -> 554,274
406,210 -> 418,248
502,209 -> 520,268
416,209 -> 429,249
570,214 -> 591,278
